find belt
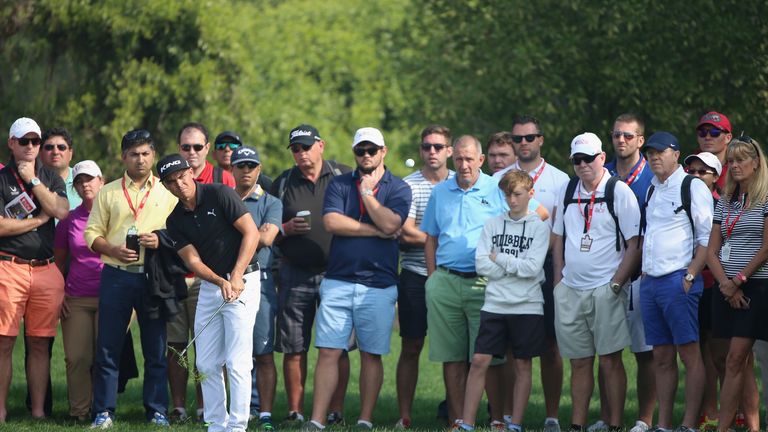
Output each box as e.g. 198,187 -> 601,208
244,263 -> 260,275
0,254 -> 55,267
108,263 -> 145,273
439,266 -> 478,279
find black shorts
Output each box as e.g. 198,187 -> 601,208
397,268 -> 428,338
275,260 -> 323,354
542,253 -> 556,338
698,285 -> 713,332
474,311 -> 545,359
711,278 -> 768,341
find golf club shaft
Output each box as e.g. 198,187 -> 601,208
179,298 -> 228,357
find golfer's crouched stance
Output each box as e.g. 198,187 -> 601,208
157,154 -> 261,432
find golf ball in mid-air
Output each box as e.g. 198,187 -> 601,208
405,158 -> 415,168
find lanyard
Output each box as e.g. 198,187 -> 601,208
624,158 -> 646,186
530,160 -> 546,185
11,169 -> 34,201
121,176 -> 152,223
356,179 -> 379,219
577,185 -> 598,233
724,194 -> 748,239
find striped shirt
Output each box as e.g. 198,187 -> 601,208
714,195 -> 768,279
400,169 -> 454,275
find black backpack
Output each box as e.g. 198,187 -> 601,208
562,176 -> 625,252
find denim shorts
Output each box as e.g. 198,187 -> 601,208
315,278 -> 397,355
641,269 -> 702,346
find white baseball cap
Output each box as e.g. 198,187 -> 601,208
570,132 -> 602,157
352,127 -> 385,148
684,152 -> 722,176
73,160 -> 103,179
9,117 -> 41,139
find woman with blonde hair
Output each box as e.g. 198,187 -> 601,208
706,136 -> 768,432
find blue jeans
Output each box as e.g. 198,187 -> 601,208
91,265 -> 168,419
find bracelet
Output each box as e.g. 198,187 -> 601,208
736,271 -> 748,283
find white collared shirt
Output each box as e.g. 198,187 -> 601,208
642,165 -> 713,277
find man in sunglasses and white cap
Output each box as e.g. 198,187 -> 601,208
552,132 -> 640,432
303,127 -> 411,431
0,117 -> 69,422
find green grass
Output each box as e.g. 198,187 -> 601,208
3,321 -> 730,431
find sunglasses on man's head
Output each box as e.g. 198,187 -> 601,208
511,134 -> 541,144
43,144 -> 68,152
215,142 -> 241,151
123,129 -> 151,141
290,143 -> 314,153
571,153 -> 599,165
180,144 -> 205,152
16,137 -> 41,147
354,146 -> 380,157
420,143 -> 447,152
697,128 -> 724,138
234,162 -> 259,170
611,131 -> 638,140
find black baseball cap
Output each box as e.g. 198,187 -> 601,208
288,124 -> 321,147
156,154 -> 191,181
214,130 -> 242,145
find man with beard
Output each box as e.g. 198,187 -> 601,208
303,127 -> 411,430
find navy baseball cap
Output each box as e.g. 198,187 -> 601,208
289,124 -> 322,147
156,154 -> 190,181
642,131 -> 680,153
214,130 -> 242,145
231,146 -> 261,166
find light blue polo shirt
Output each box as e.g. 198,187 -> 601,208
65,167 -> 82,210
421,172 -> 507,273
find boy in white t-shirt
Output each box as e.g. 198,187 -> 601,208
454,169 -> 550,432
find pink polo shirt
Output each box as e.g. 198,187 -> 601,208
54,205 -> 103,297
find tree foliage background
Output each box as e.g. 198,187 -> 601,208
0,0 -> 766,178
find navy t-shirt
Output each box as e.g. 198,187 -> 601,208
323,168 -> 411,287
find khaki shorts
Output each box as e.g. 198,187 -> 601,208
166,277 -> 200,344
554,281 -> 630,359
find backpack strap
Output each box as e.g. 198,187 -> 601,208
213,166 -> 223,184
603,176 -> 625,251
326,160 -> 342,176
639,184 -> 655,237
277,167 -> 294,201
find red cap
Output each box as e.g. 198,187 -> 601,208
697,111 -> 731,133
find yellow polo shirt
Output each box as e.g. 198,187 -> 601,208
85,172 -> 178,266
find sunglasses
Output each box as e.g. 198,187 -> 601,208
420,143 -> 447,152
123,129 -> 151,141
354,147 -> 380,157
234,162 -> 259,170
43,143 -> 68,152
612,131 -> 638,140
16,137 -> 41,147
290,143 -> 314,153
685,168 -> 714,176
571,153 -> 599,165
511,134 -> 541,144
731,133 -> 761,159
180,144 -> 205,152
215,142 -> 241,151
697,128 -> 724,138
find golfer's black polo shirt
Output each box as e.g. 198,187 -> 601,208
0,161 -> 66,259
167,183 -> 257,277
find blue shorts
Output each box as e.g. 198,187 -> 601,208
252,275 -> 277,356
641,269 -> 702,346
316,278 -> 397,355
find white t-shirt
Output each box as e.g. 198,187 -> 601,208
494,159 -> 569,227
553,169 -> 641,290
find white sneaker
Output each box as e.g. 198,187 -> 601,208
544,419 -> 561,432
630,420 -> 650,432
587,420 -> 608,432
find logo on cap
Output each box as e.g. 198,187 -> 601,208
703,113 -> 721,122
160,159 -> 182,173
291,130 -> 312,139
238,148 -> 256,156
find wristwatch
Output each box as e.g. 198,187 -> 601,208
684,273 -> 695,283
361,188 -> 374,197
30,177 -> 41,187
610,282 -> 621,294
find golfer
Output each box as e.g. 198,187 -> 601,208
157,154 -> 261,432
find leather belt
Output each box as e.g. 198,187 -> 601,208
439,266 -> 478,279
107,263 -> 145,273
0,254 -> 55,267
244,263 -> 260,275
